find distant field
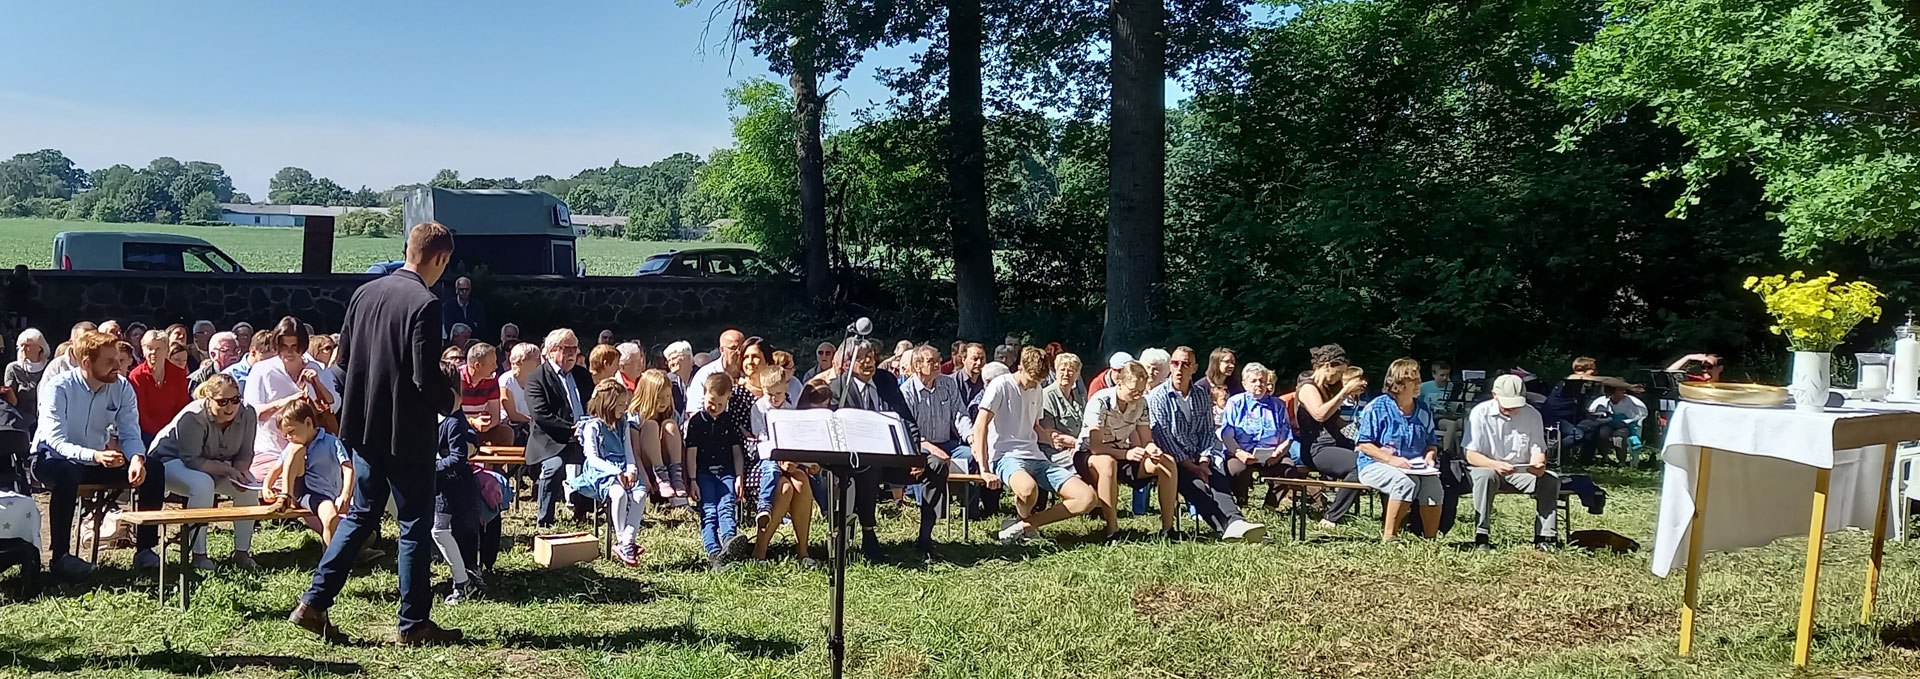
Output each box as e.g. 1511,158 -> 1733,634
0,217 -> 721,275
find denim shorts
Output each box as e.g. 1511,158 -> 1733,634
994,455 -> 1077,495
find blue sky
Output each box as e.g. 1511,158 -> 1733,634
0,0 -> 920,198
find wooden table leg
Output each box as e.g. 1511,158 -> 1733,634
1679,447 -> 1714,656
1794,467 -> 1832,667
1864,442 -> 1899,624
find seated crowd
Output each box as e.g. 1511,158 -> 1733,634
0,294 -> 1659,594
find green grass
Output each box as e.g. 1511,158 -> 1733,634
5,466 -> 1920,678
0,217 -> 709,276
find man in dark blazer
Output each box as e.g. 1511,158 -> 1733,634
290,223 -> 462,646
524,328 -> 586,528
828,339 -> 952,563
440,276 -> 485,339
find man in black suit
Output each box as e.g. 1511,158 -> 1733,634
441,276 -> 485,340
828,339 -> 953,563
524,328 -> 586,528
290,223 -> 462,645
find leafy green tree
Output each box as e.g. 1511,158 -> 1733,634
1555,0 -> 1920,256
693,79 -> 803,269
429,169 -> 463,188
346,186 -> 382,207
267,166 -> 350,205
565,183 -> 625,216
0,149 -> 88,199
183,191 -> 222,222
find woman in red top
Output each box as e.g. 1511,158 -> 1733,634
130,330 -> 192,445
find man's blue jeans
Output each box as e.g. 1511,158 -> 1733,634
301,447 -> 436,633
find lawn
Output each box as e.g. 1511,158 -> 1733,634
0,218 -> 710,276
3,466 -> 1920,678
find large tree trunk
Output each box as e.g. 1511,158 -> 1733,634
793,64 -> 833,303
1104,0 -> 1166,353
948,0 -> 997,341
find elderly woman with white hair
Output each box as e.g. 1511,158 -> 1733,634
663,340 -> 695,415
498,341 -> 541,445
4,328 -> 50,430
1218,362 -> 1301,507
1138,348 -> 1172,388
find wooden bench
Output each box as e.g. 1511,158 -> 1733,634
1265,475 -> 1578,542
73,482 -> 133,562
119,504 -> 313,609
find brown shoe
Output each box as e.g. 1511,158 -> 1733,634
396,620 -> 465,646
287,603 -> 349,643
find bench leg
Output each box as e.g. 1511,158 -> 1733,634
180,524 -> 195,610
156,524 -> 168,606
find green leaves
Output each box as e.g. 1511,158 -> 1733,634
1554,0 -> 1920,257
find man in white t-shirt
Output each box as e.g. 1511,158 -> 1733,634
1582,378 -> 1648,464
977,346 -> 1096,544
1463,374 -> 1559,550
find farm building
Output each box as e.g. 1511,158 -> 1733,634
218,202 -> 628,229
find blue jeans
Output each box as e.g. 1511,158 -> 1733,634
696,467 -> 738,556
756,458 -> 780,514
301,447 -> 437,633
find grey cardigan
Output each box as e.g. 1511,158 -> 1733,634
152,399 -> 258,473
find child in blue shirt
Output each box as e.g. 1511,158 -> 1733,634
570,378 -> 647,567
262,399 -> 354,546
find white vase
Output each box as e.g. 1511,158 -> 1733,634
1791,351 -> 1832,413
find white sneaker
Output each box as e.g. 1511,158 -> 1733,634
133,549 -> 162,570
1222,520 -> 1266,543
997,520 -> 1031,545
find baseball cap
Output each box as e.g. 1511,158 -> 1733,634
1493,374 -> 1528,409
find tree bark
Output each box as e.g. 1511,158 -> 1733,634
1104,0 -> 1166,354
793,63 -> 833,303
948,0 -> 998,341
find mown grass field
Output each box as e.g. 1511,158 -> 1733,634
4,466 -> 1920,678
0,217 -> 707,276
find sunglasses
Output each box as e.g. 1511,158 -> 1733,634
213,396 -> 241,407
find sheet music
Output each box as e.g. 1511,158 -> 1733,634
833,408 -> 911,456
767,409 -> 842,452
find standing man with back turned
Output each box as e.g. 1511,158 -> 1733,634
289,223 -> 463,645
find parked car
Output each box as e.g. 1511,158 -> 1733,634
52,231 -> 246,273
632,247 -> 781,278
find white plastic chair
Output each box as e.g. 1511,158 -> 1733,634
1892,442 -> 1920,541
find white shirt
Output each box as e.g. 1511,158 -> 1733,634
545,360 -> 583,422
243,355 -> 334,458
500,370 -> 532,420
980,374 -> 1045,464
1463,399 -> 1546,465
1588,394 -> 1647,427
683,361 -> 728,420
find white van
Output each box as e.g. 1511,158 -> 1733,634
51,231 -> 246,272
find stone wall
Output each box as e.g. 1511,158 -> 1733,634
3,270 -> 801,344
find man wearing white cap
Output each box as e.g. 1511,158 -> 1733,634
1462,374 -> 1559,550
1087,351 -> 1134,394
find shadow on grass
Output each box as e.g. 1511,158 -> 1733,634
500,623 -> 802,658
338,565 -> 664,606
0,635 -> 362,676
1880,619 -> 1920,650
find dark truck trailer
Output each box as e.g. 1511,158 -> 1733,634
403,188 -> 584,276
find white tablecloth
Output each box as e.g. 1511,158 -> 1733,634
1651,400 -> 1920,577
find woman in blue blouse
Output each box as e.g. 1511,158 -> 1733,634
1218,363 -> 1300,507
1355,358 -> 1442,541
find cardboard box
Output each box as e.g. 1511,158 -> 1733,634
533,532 -> 598,568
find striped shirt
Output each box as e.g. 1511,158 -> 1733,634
1147,380 -> 1221,463
899,373 -> 965,444
459,365 -> 499,418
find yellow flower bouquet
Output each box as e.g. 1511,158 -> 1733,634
1743,272 -> 1883,351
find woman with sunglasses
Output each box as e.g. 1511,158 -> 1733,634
153,373 -> 260,570
130,330 -> 194,447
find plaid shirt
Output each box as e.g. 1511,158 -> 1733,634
899,373 -> 965,444
1147,380 -> 1221,463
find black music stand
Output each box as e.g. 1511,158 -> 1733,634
770,449 -> 918,679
